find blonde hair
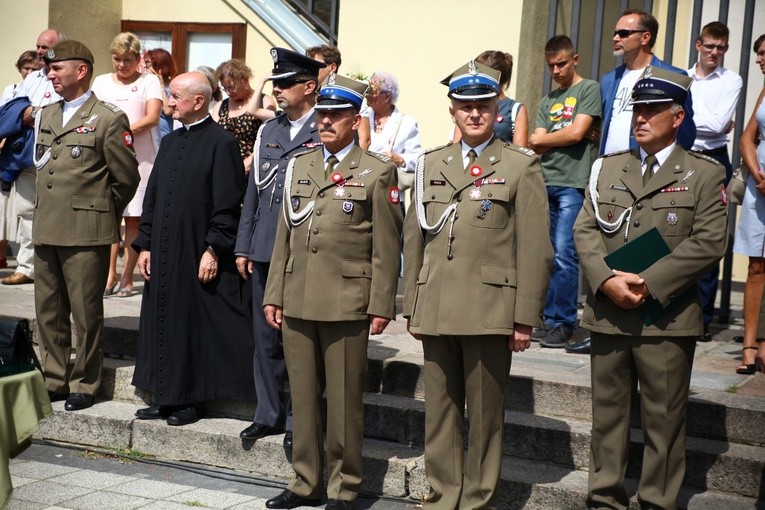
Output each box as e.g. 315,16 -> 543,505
110,32 -> 141,58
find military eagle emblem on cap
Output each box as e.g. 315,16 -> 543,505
327,73 -> 336,85
270,48 -> 278,62
644,65 -> 653,78
47,49 -> 55,59
468,60 -> 478,75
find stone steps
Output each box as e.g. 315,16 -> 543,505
55,360 -> 765,500
35,399 -> 760,509
22,315 -> 765,506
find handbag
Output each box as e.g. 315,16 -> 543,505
727,166 -> 748,206
0,316 -> 41,376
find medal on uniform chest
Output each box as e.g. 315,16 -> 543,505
70,146 -> 81,158
292,197 -> 300,211
667,212 -> 678,226
334,185 -> 346,197
331,171 -> 344,184
342,200 -> 354,213
477,199 -> 492,219
469,169 -> 483,200
261,161 -> 271,172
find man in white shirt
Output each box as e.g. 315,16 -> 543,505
0,29 -> 64,285
687,21 -> 743,340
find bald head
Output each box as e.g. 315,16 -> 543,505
37,29 -> 65,62
169,72 -> 212,124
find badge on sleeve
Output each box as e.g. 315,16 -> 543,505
389,187 -> 400,205
123,131 -> 134,148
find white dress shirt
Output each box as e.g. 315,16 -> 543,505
687,65 -> 743,151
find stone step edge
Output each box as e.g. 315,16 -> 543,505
100,358 -> 765,447
34,398 -> 763,501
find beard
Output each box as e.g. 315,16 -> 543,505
613,48 -> 625,58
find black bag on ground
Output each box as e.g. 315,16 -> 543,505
0,316 -> 41,376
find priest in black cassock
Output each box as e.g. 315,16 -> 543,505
131,72 -> 255,426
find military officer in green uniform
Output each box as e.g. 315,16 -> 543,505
33,40 -> 139,411
263,74 -> 402,510
403,61 -> 553,509
574,67 -> 727,510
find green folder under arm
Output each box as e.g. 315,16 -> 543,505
603,227 -> 695,326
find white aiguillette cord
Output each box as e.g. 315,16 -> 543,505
33,111 -> 51,170
588,157 -> 633,241
281,156 -> 317,248
251,121 -> 279,191
414,154 -> 456,235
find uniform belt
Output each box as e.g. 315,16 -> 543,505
698,145 -> 728,156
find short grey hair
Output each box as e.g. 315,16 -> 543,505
370,71 -> 399,104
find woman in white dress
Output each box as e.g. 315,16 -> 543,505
92,32 -> 162,297
733,33 -> 765,374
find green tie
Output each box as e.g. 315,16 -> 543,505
326,154 -> 339,179
465,149 -> 477,172
643,154 -> 658,187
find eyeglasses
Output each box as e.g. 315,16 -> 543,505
273,78 -> 309,89
701,43 -> 728,52
614,29 -> 646,38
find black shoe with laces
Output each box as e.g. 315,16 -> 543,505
540,324 -> 574,348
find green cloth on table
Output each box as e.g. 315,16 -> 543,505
0,370 -> 52,507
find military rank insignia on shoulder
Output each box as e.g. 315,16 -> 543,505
368,151 -> 391,163
99,101 -> 123,114
689,151 -> 722,166
506,144 -> 536,157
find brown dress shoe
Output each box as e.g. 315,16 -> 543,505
1,272 -> 33,285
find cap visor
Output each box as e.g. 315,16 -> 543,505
268,71 -> 298,81
629,96 -> 675,105
450,91 -> 498,101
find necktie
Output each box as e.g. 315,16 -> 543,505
326,154 -> 339,179
643,154 -> 658,187
465,149 -> 477,172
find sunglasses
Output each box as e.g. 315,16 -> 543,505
273,78 -> 309,89
614,29 -> 646,38
701,43 -> 728,52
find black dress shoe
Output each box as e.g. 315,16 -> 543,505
166,406 -> 202,426
564,337 -> 591,354
64,393 -> 95,411
283,431 -> 293,447
240,422 -> 284,440
135,405 -> 175,420
265,489 -> 321,509
326,499 -> 355,510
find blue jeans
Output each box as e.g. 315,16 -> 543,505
543,186 -> 585,328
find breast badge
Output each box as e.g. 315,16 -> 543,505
70,146 -> 81,158
667,212 -> 678,226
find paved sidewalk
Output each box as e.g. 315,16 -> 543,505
8,442 -> 413,509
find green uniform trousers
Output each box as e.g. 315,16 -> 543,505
587,333 -> 696,510
421,334 -> 511,510
34,244 -> 109,396
283,317 -> 369,502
